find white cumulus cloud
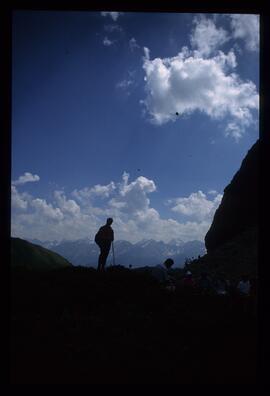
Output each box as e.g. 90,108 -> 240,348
116,70 -> 136,94
141,45 -> 258,139
72,181 -> 116,203
54,191 -> 81,216
109,172 -> 157,214
11,173 -> 222,244
89,182 -> 116,198
116,79 -> 133,90
13,172 -> 40,186
169,190 -> 222,222
129,37 -> 140,52
101,12 -> 122,21
31,198 -> 64,221
103,36 -> 114,46
11,185 -> 98,241
207,189 -> 218,195
104,24 -> 122,33
190,16 -> 229,57
11,186 -> 29,210
230,14 -> 259,51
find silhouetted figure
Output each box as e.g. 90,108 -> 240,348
95,218 -> 114,271
151,258 -> 176,291
197,271 -> 213,294
237,275 -> 251,296
213,274 -> 229,296
182,271 -> 196,288
236,275 -> 251,314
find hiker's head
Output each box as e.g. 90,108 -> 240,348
186,271 -> 192,277
106,218 -> 113,225
164,258 -> 174,269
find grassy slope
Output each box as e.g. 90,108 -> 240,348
11,237 -> 72,270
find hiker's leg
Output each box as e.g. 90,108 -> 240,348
101,245 -> 110,270
99,244 -> 110,271
98,251 -> 105,271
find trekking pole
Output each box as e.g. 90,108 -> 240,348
112,241 -> 116,266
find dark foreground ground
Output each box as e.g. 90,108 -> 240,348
10,266 -> 257,384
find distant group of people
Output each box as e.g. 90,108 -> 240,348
150,259 -> 254,300
94,219 -> 256,304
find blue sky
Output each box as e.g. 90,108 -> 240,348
11,11 -> 259,243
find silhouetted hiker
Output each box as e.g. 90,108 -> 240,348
95,218 -> 114,271
237,275 -> 251,296
151,258 -> 175,290
197,271 -> 213,294
237,275 -> 251,314
213,274 -> 229,296
177,271 -> 196,296
182,271 -> 194,285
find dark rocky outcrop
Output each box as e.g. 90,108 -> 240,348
189,226 -> 257,280
189,140 -> 260,280
205,139 -> 259,253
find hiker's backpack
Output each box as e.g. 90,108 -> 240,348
94,229 -> 102,245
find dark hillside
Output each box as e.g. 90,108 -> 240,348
11,237 -> 72,270
11,266 -> 256,384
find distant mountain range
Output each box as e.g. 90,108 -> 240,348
27,238 -> 206,268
